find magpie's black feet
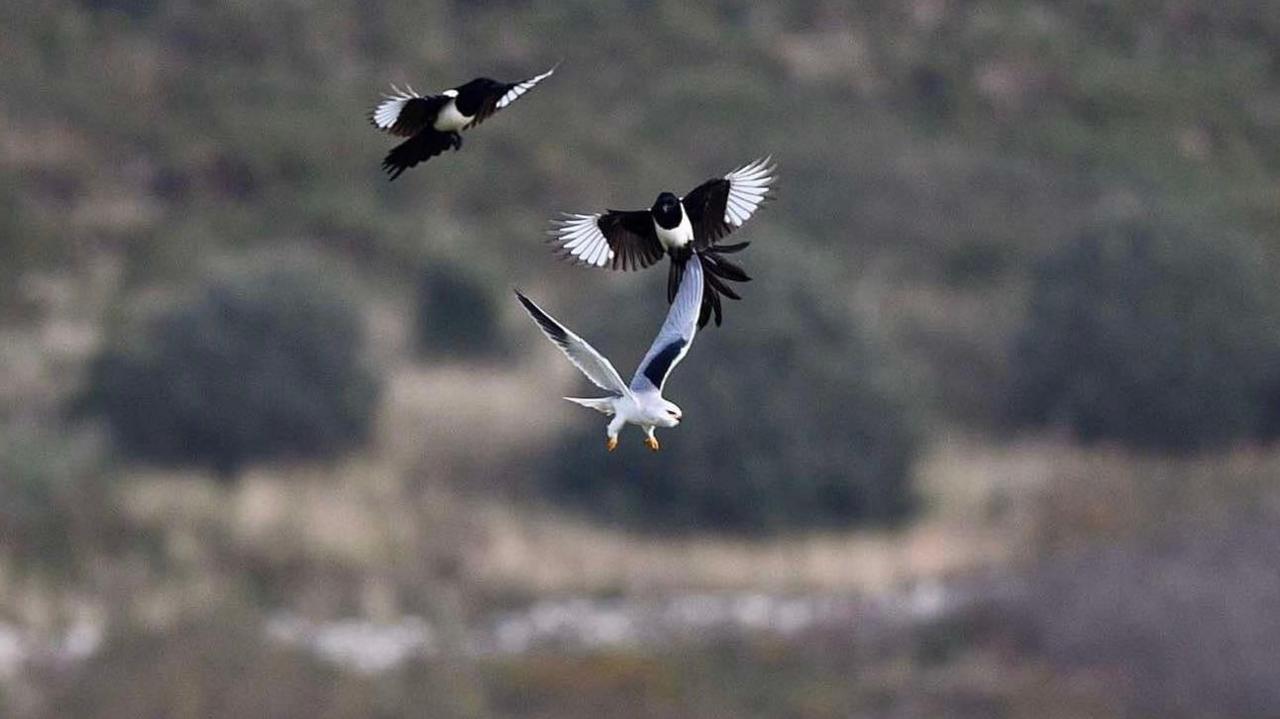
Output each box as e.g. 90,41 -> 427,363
450,133 -> 463,151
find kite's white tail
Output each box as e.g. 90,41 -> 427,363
563,396 -> 616,415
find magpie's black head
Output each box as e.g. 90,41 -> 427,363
651,192 -> 682,229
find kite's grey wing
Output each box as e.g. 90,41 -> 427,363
515,291 -> 631,397
629,257 -> 704,394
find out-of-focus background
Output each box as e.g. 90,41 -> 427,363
3,1 -> 1280,716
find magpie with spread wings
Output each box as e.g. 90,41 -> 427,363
368,66 -> 555,179
547,158 -> 776,327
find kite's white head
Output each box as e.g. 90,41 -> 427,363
656,399 -> 683,428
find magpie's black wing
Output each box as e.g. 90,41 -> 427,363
548,209 -> 665,271
682,157 -> 776,249
458,66 -> 556,130
369,88 -> 450,137
680,157 -> 775,328
382,130 -> 457,180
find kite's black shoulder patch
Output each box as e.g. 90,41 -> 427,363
643,338 -> 686,388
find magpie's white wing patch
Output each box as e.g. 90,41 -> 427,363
371,85 -> 421,133
549,209 -> 665,272
464,67 -> 556,129
721,156 -> 776,227
496,65 -> 556,110
549,213 -> 615,268
682,156 -> 776,247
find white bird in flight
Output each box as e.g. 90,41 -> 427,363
515,256 -> 705,452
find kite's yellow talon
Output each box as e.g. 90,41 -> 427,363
607,436 -> 619,452
644,436 -> 660,452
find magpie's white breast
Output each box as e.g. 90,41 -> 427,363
653,204 -> 694,249
433,99 -> 472,132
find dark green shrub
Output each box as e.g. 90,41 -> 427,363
82,258 -> 381,477
1009,216 -> 1280,450
414,260 -> 505,361
534,246 -> 919,534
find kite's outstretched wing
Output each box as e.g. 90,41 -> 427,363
516,291 -> 631,397
630,257 -> 704,394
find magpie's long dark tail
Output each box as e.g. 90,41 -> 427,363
667,244 -> 753,328
382,129 -> 459,180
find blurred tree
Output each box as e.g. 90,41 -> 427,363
536,245 -> 919,534
1008,215 -> 1280,450
81,256 -> 381,478
414,259 -> 506,361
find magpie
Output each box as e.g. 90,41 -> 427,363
368,66 -> 556,179
548,157 -> 776,327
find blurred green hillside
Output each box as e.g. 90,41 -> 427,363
3,1 -> 1280,717
7,1 -> 1280,423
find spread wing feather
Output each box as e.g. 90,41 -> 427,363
630,258 -> 704,394
369,88 -> 449,137
467,65 -> 557,128
548,210 -> 664,271
682,157 -> 776,248
515,292 -> 630,397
